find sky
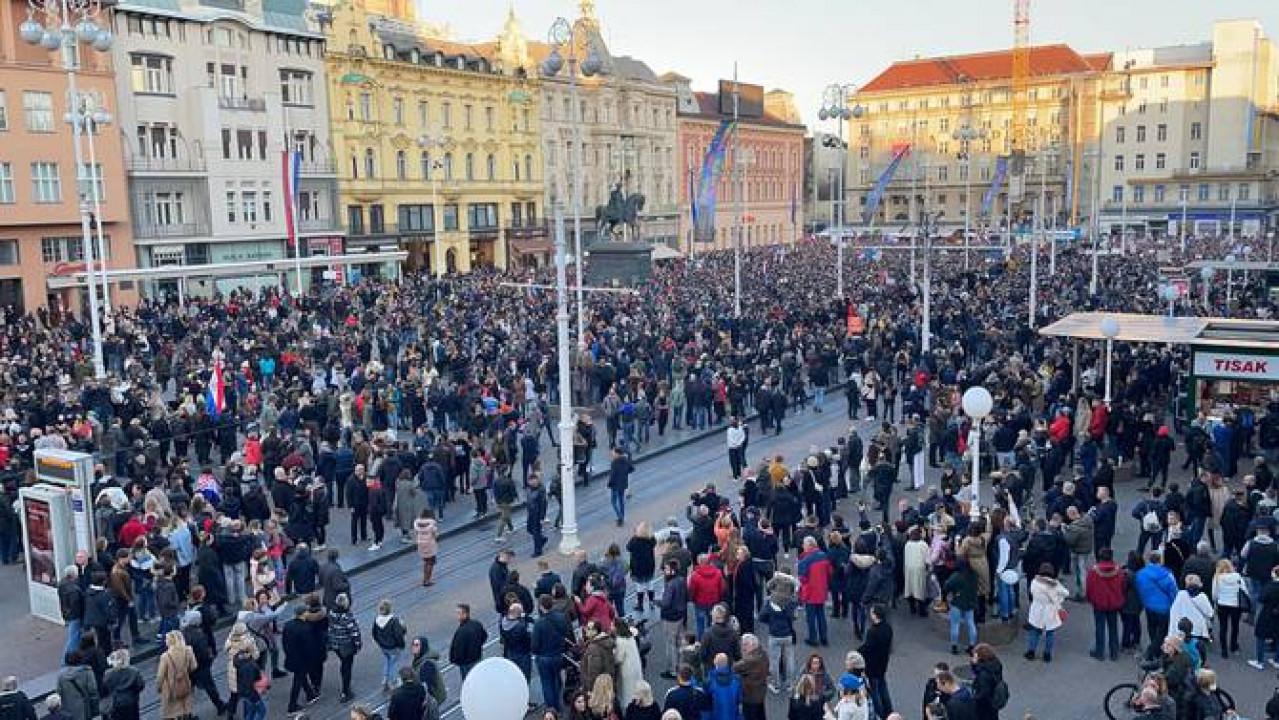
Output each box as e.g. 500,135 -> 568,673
419,0 -> 1279,131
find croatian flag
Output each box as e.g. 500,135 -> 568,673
206,362 -> 225,419
281,150 -> 301,248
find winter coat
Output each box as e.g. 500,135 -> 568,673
327,610 -> 363,658
1256,580 -> 1279,641
958,536 -> 991,597
614,634 -> 644,708
903,538 -> 930,601
395,478 -> 426,532
156,643 -> 197,719
1028,576 -> 1069,632
373,613 -> 408,651
1135,564 -> 1178,615
1168,589 -> 1215,640
658,575 -> 689,622
1085,560 -> 1127,612
733,646 -> 769,706
224,626 -> 259,690
581,634 -> 617,692
55,665 -> 99,720
414,517 -> 439,558
688,564 -> 726,609
797,548 -> 832,604
101,666 -> 145,716
704,666 -> 744,720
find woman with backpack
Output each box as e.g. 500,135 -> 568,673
155,630 -> 196,720
372,599 -> 408,692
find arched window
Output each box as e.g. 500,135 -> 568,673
364,148 -> 376,178
395,150 -> 407,180
420,151 -> 430,179
465,152 -> 474,181
524,154 -> 533,181
443,152 -> 453,180
486,153 -> 496,181
350,154 -> 358,179
513,159 -> 521,181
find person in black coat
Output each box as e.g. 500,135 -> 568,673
858,604 -> 894,717
345,466 -> 370,545
448,604 -> 488,680
729,548 -> 758,633
195,537 -> 229,615
387,667 -> 428,720
286,544 -> 320,596
488,550 -> 513,616
282,605 -> 320,712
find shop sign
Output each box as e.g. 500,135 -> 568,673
1194,351 -> 1279,381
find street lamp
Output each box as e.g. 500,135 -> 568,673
22,0 -> 112,380
952,126 -> 986,271
1200,265 -> 1214,312
1158,282 -> 1178,319
542,16 -> 607,348
818,83 -> 864,299
1225,253 -> 1237,309
417,134 -> 451,282
961,385 -> 993,521
548,194 -> 580,554
1100,316 -> 1120,407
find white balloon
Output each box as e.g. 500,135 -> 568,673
459,657 -> 529,720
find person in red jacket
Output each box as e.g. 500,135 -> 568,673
577,578 -> 617,632
1085,547 -> 1127,661
797,536 -> 832,646
118,512 -> 149,550
687,554 -> 725,638
1089,400 -> 1109,443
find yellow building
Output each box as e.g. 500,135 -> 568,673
320,0 -> 546,274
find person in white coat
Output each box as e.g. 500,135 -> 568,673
1211,559 -> 1246,659
902,527 -> 932,616
613,617 -> 644,708
1025,563 -> 1069,662
1168,574 -> 1215,646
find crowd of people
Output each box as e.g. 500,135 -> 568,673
1,230 -> 1279,720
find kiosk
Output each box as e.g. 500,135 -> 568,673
20,449 -> 96,624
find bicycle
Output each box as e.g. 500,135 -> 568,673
1103,661 -> 1236,720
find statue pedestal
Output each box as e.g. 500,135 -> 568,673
584,242 -> 652,287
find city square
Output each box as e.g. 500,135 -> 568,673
2,2 -> 1279,720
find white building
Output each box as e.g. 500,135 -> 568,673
110,0 -> 342,297
1098,19 -> 1279,240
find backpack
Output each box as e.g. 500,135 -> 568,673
608,561 -> 627,594
1142,508 -> 1163,533
991,678 -> 1010,710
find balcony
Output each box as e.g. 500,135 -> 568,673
298,217 -> 342,233
299,160 -> 336,175
134,221 -> 209,240
504,226 -> 548,240
218,95 -> 267,112
127,156 -> 207,174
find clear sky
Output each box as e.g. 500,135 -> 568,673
419,0 -> 1279,131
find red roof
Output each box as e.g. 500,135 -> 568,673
1082,52 -> 1113,71
860,44 -> 1099,93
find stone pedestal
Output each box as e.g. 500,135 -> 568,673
583,242 -> 653,287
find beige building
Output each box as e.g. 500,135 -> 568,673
529,2 -> 679,246
1098,20 -> 1279,239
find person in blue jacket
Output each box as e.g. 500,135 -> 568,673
1134,551 -> 1178,659
704,652 -> 744,720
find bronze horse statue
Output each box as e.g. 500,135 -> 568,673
594,185 -> 645,241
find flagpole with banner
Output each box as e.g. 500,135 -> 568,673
282,150 -> 303,295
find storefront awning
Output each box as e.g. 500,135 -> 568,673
1038,311 -> 1279,350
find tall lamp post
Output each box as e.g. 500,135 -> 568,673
818,83 -> 864,298
1225,253 -> 1237,309
1200,266 -> 1214,312
21,0 -> 112,380
417,134 -> 450,281
1100,316 -> 1120,408
961,385 -> 992,520
541,16 -> 607,347
952,125 -> 985,271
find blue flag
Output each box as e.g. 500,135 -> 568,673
861,145 -> 909,225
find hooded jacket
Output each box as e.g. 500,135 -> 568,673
1085,560 -> 1127,612
688,563 -> 725,608
704,666 -> 744,720
1135,563 -> 1178,614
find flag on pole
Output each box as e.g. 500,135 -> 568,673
790,183 -> 797,225
281,150 -> 301,248
861,144 -> 910,224
689,166 -> 699,228
205,361 -> 225,419
694,119 -> 734,242
980,156 -> 1009,217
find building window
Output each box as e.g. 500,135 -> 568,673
226,190 -> 237,222
1136,125 -> 1146,142
1133,185 -> 1145,203
347,205 -> 364,234
1155,153 -> 1166,170
443,152 -> 453,180
1218,183 -> 1230,202
1157,124 -> 1167,141
0,163 -> 11,203
464,104 -> 473,130
486,153 -> 496,181
393,97 -> 404,125
1197,184 -> 1209,201
466,202 -> 497,229
1189,152 -> 1200,170
1179,184 -> 1189,202
218,64 -> 241,99
30,162 -> 60,203
1114,155 -> 1124,171
485,106 -> 494,132
442,102 -> 451,128
242,190 -> 257,222
1239,183 -> 1251,201
145,191 -> 185,226
418,101 -> 429,129
1115,126 -> 1124,144
41,236 -> 102,263
131,54 -> 174,94
510,202 -> 522,227
464,153 -> 474,181
1154,185 -> 1165,203
359,93 -> 372,121
0,91 -> 6,131
398,204 -> 434,232
23,92 -> 53,133
364,148 -> 376,178
0,239 -> 16,265
442,203 -> 458,230
1112,185 -> 1123,203
1137,101 -> 1146,114
1135,154 -> 1145,171
369,204 -> 384,233
420,151 -> 431,180
524,154 -> 532,180
521,109 -> 530,132
77,163 -> 105,201
279,69 -> 314,106
1190,122 -> 1202,140
526,202 -> 536,226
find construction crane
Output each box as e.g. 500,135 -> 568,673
1009,0 -> 1030,202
